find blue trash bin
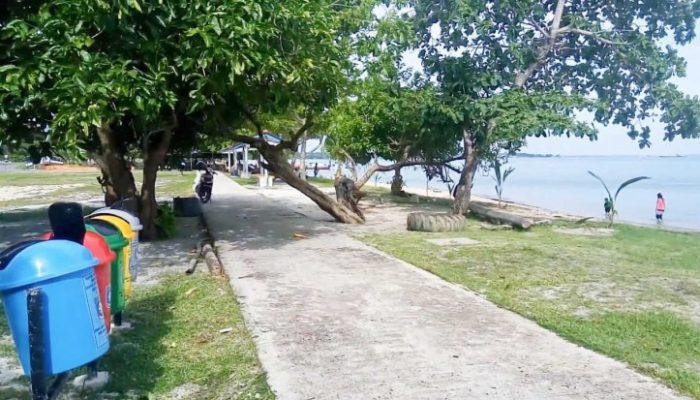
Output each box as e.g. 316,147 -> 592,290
0,239 -> 109,375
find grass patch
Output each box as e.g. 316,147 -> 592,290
0,170 -> 195,210
233,175 -> 334,189
361,222 -> 700,398
0,314 -> 13,358
0,273 -> 273,399
232,176 -> 258,186
156,171 -> 197,198
0,171 -> 100,186
307,176 -> 335,187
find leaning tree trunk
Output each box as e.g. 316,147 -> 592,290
139,128 -> 174,240
453,130 -> 478,215
260,146 -> 364,223
335,177 -> 365,221
96,123 -> 138,209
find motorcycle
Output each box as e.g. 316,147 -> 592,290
195,167 -> 216,203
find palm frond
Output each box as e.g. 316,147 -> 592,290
614,176 -> 650,200
503,167 -> 515,181
587,170 -> 612,201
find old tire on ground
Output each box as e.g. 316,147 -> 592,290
407,212 -> 467,232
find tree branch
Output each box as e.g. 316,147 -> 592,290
355,155 -> 464,188
514,0 -> 566,88
557,27 -> 617,45
231,95 -> 263,137
278,116 -> 314,150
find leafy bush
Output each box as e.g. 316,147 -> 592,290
156,203 -> 177,239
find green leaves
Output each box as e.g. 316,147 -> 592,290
615,176 -> 651,201
0,0 -> 365,155
409,0 -> 700,152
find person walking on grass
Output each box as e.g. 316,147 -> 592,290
656,193 -> 666,223
313,162 -> 319,178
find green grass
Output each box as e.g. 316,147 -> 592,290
232,176 -> 258,186
232,175 -> 335,188
156,170 -> 197,198
307,176 -> 335,187
0,170 -> 100,186
360,221 -> 700,398
0,170 -> 196,209
0,273 -> 274,400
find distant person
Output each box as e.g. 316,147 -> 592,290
603,197 -> 612,217
313,162 -> 319,177
179,160 -> 186,175
656,193 -> 666,223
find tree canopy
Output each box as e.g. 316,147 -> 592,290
2,0 -> 699,226
405,0 -> 700,212
0,0 -> 375,232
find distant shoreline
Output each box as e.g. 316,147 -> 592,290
372,182 -> 700,234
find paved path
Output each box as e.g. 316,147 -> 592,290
203,175 -> 685,400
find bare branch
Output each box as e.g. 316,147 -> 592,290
355,155 -> 464,188
557,27 -> 618,45
514,0 -> 566,88
524,18 -> 549,37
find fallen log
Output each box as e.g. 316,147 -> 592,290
202,243 -> 224,276
468,203 -> 533,230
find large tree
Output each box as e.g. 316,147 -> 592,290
0,0 -> 374,234
325,76 -> 462,194
408,0 -> 700,214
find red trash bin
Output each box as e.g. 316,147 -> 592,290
41,231 -> 115,333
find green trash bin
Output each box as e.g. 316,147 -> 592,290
86,219 -> 129,326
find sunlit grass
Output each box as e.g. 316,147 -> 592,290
361,221 -> 700,398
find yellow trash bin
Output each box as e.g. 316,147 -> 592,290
88,215 -> 135,298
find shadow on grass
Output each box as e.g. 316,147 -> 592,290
95,289 -> 177,398
0,310 -> 13,356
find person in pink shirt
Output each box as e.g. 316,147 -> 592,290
656,193 -> 666,223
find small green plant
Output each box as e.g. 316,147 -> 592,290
588,171 -> 650,226
155,203 -> 177,239
492,160 -> 515,208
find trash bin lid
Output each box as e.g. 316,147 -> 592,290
41,231 -> 115,265
89,208 -> 143,231
90,215 -> 134,240
0,240 -> 98,291
85,219 -> 128,250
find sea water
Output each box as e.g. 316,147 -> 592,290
324,156 -> 700,230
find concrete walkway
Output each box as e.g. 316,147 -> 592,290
202,175 -> 685,400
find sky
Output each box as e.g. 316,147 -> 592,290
402,29 -> 700,156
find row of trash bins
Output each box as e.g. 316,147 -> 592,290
0,202 -> 142,380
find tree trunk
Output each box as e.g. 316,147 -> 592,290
452,130 -> 478,215
469,203 -> 533,229
335,177 -> 365,221
96,123 -> 138,208
390,166 -> 404,195
260,146 -> 364,223
298,132 -> 307,180
139,128 -> 174,240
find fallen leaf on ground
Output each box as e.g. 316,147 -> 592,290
292,232 -> 307,240
219,327 -> 233,334
185,287 -> 198,297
